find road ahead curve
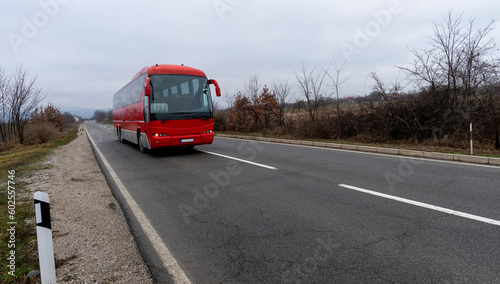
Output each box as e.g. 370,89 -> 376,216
85,121 -> 500,283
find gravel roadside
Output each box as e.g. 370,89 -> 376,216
30,127 -> 153,283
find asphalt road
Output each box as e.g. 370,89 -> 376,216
85,121 -> 500,284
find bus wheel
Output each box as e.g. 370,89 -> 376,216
138,132 -> 146,153
118,128 -> 124,143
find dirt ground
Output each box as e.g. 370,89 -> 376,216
29,127 -> 153,283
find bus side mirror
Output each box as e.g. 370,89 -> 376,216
208,79 -> 221,97
144,77 -> 151,96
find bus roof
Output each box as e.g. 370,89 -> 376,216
131,64 -> 207,81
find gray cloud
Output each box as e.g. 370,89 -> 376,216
2,0 -> 499,110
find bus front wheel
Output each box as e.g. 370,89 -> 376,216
138,132 -> 146,153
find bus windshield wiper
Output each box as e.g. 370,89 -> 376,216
181,114 -> 210,121
163,112 -> 210,121
161,113 -> 177,123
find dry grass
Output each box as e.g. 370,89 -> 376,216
0,125 -> 79,283
23,123 -> 63,146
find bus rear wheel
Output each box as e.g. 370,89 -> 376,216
118,128 -> 124,143
138,132 -> 146,153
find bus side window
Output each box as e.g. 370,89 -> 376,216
144,95 -> 149,122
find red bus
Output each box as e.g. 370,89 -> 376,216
112,64 -> 221,152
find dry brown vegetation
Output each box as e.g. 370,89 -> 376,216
215,13 -> 500,156
0,64 -> 79,152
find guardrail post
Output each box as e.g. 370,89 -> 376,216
34,191 -> 57,283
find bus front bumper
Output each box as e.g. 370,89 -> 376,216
148,133 -> 214,149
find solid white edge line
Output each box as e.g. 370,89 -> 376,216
338,184 -> 500,227
85,125 -> 191,284
198,150 -> 278,170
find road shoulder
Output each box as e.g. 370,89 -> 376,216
30,127 -> 153,283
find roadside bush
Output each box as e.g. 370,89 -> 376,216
312,112 -> 335,139
214,109 -> 230,131
294,119 -> 315,138
24,122 -> 62,145
31,103 -> 64,132
0,141 -> 15,152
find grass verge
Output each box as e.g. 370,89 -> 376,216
0,125 -> 79,283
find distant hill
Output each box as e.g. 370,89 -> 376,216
61,106 -> 111,119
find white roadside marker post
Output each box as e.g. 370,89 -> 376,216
34,192 -> 57,283
470,123 -> 473,155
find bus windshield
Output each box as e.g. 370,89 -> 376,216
149,75 -> 213,122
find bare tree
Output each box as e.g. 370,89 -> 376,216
92,110 -> 107,122
431,12 -> 466,107
480,78 -> 500,149
295,62 -> 313,121
244,74 -> 261,100
295,61 -> 327,122
224,91 -> 236,111
271,78 -> 292,128
401,12 -> 498,110
399,11 -> 499,143
459,18 -> 497,106
399,46 -> 442,105
212,100 -> 222,111
369,72 -> 390,102
0,67 -> 11,142
325,59 -> 350,116
244,75 -> 263,129
310,66 -> 328,120
9,66 -> 45,144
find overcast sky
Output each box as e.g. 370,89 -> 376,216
2,0 -> 500,112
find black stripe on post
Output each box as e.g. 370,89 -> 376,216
34,200 -> 51,230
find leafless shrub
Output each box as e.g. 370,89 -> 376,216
24,122 -> 62,145
0,65 -> 45,145
271,78 -> 293,129
214,109 -> 230,132
295,61 -> 328,122
10,66 -> 45,144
